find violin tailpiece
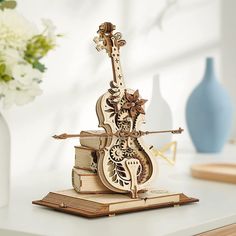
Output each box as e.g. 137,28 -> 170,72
126,158 -> 140,198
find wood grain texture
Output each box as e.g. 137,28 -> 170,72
74,146 -> 97,171
32,189 -> 199,218
79,130 -> 106,149
191,163 -> 236,184
198,223 -> 236,236
72,168 -> 112,194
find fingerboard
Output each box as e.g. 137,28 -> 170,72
110,38 -> 125,88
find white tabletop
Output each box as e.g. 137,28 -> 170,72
0,145 -> 236,236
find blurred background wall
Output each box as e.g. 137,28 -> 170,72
3,0 -> 235,176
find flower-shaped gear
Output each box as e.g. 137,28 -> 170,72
122,90 -> 147,118
110,145 -> 124,162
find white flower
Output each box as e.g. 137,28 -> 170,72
0,9 -> 37,51
0,81 -> 8,96
0,63 -> 43,108
42,18 -> 57,40
0,47 -> 23,75
0,11 -> 59,109
2,79 -> 43,108
12,63 -> 43,84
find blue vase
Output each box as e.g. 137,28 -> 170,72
186,57 -> 233,153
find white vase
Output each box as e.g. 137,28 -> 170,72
0,112 -> 10,207
145,75 -> 173,149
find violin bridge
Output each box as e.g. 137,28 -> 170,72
125,158 -> 140,199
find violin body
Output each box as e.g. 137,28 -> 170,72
94,22 -> 156,198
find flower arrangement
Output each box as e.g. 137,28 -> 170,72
0,0 -> 60,108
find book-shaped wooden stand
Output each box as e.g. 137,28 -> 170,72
33,22 -> 198,217
33,189 -> 198,218
33,134 -> 198,218
33,135 -> 198,217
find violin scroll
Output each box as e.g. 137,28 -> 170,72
93,22 -> 126,56
98,22 -> 116,34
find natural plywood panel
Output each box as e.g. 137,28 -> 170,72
33,189 -> 198,218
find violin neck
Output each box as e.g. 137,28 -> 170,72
110,48 -> 125,88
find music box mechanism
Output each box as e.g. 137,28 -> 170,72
33,23 -> 198,217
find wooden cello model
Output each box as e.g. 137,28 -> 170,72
32,23 -> 199,218
54,22 -> 183,198
94,22 -> 159,198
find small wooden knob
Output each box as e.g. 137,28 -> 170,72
59,202 -> 67,208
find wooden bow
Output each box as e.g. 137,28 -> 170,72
53,127 -> 184,139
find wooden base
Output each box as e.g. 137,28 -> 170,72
33,189 -> 199,218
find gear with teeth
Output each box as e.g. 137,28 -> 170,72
123,148 -> 135,158
116,110 -> 131,132
120,139 -> 127,149
110,145 -> 124,162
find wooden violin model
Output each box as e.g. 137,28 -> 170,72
53,22 -> 183,198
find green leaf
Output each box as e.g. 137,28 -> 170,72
0,1 -> 17,10
33,61 -> 46,72
0,64 -> 6,75
1,74 -> 12,82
